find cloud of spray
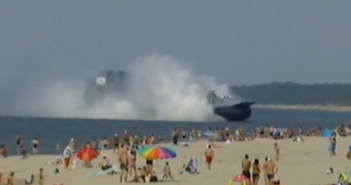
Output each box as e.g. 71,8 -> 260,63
11,54 -> 234,121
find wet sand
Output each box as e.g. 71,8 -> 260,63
0,137 -> 349,185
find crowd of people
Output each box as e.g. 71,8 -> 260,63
0,125 -> 348,185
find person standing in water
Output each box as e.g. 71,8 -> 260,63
31,137 -> 39,155
204,144 -> 214,170
15,135 -> 22,154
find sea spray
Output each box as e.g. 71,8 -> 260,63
7,54 -> 239,121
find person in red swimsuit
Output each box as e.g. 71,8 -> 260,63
204,144 -> 214,170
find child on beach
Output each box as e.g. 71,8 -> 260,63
162,162 -> 174,181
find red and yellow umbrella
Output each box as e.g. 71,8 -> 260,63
228,174 -> 249,185
77,147 -> 100,162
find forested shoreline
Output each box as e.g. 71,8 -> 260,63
230,82 -> 351,106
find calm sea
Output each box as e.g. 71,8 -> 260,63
0,108 -> 350,155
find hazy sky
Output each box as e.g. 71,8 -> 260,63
1,0 -> 351,88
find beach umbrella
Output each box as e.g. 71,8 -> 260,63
138,145 -> 177,160
323,129 -> 334,138
203,130 -> 214,137
227,174 -> 249,185
77,147 -> 100,161
233,174 -> 249,182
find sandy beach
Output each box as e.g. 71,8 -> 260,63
1,136 -> 350,185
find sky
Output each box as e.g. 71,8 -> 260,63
1,0 -> 351,88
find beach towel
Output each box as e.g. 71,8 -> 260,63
87,165 -> 118,177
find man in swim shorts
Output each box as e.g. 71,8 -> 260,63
204,144 -> 214,170
118,144 -> 128,183
241,154 -> 251,184
263,158 -> 278,185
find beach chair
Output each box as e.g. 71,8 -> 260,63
180,157 -> 199,174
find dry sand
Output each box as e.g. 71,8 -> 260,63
1,137 -> 350,185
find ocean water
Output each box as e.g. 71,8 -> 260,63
0,108 -> 350,155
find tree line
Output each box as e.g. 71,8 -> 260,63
230,82 -> 351,106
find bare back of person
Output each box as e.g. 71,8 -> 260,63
118,146 -> 128,183
205,148 -> 214,157
263,161 -> 277,185
205,146 -> 214,170
241,159 -> 251,182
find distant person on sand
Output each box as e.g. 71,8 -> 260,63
204,144 -> 214,170
20,144 -> 28,159
69,138 -> 75,154
329,133 -> 337,156
241,154 -> 251,184
252,159 -> 261,185
31,137 -> 39,154
274,143 -> 280,161
263,158 -> 278,185
118,144 -> 128,183
172,128 -> 179,145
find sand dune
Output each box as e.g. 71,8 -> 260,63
0,137 -> 349,185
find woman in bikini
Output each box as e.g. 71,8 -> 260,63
128,150 -> 137,179
252,159 -> 261,185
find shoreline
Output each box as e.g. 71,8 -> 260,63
254,104 -> 351,112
